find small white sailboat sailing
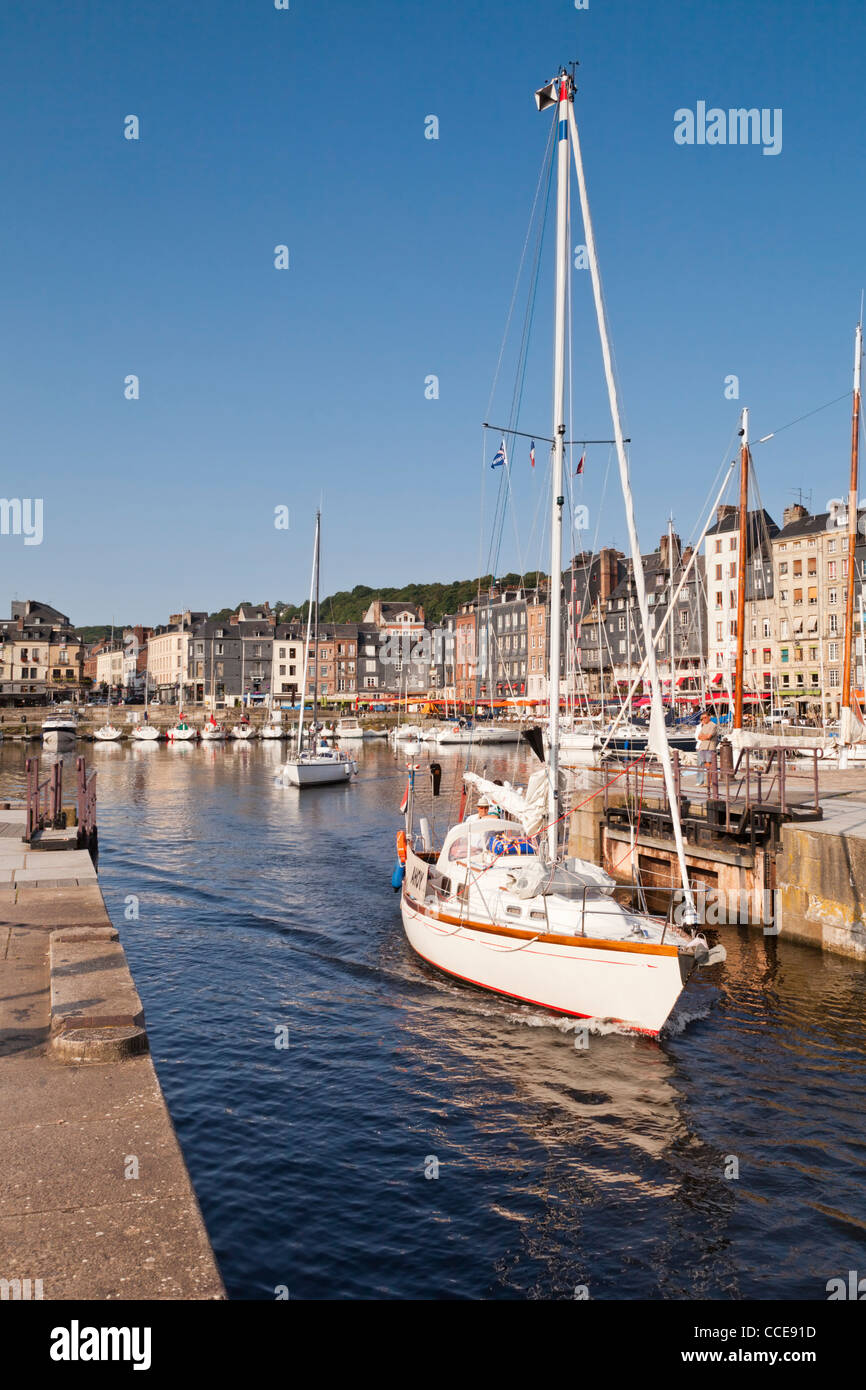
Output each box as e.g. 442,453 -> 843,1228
276,512 -> 357,788
395,69 -> 724,1036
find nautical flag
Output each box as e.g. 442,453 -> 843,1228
575,452 -> 585,475
529,441 -> 536,469
399,783 -> 409,814
491,440 -> 507,469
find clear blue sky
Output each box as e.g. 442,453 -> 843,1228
2,0 -> 864,625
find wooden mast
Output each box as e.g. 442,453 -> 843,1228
841,321 -> 863,750
733,408 -> 750,730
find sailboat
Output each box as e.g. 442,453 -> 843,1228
94,624 -> 123,740
131,671 -> 160,740
276,512 -> 357,787
167,613 -> 198,740
260,696 -> 285,738
395,69 -> 724,1036
94,680 -> 122,741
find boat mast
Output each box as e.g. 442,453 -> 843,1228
565,86 -> 697,921
733,408 -> 750,730
668,517 -> 675,717
840,320 -> 863,761
541,71 -> 571,860
295,512 -> 319,751
312,510 -> 321,736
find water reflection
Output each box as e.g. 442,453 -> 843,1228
1,739 -> 863,1299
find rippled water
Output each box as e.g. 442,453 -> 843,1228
4,738 -> 865,1299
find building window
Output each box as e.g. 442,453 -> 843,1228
829,642 -> 839,661
829,668 -> 840,687
781,648 -> 789,663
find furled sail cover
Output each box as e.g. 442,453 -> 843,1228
463,768 -> 549,838
840,705 -> 866,745
728,729 -> 834,753
508,859 -> 616,899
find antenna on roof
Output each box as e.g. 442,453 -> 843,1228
789,487 -> 813,510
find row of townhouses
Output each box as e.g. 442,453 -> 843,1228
3,499 -> 864,715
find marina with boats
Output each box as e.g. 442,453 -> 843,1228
4,0 -> 866,1329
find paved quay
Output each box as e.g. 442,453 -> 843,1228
0,807 -> 224,1300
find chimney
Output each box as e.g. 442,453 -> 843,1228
716,504 -> 737,525
598,547 -> 617,603
682,544 -> 693,567
782,503 -> 809,527
659,532 -> 680,568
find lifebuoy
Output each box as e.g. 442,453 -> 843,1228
396,830 -> 407,864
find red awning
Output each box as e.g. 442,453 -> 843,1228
710,673 -> 724,686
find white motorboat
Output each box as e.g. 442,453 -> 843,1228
559,727 -> 602,753
277,513 -> 358,789
335,717 -> 367,741
395,69 -> 724,1036
42,714 -> 78,751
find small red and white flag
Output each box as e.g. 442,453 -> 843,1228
529,440 -> 536,468
575,452 -> 585,475
399,783 -> 410,814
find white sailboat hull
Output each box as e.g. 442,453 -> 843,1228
230,725 -> 255,739
260,725 -> 284,739
131,725 -> 160,741
93,726 -> 123,742
168,725 -> 197,741
401,894 -> 690,1036
279,756 -> 356,786
200,727 -> 225,741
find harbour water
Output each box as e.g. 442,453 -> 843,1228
4,739 -> 865,1300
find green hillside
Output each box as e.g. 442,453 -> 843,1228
275,572 -> 548,625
